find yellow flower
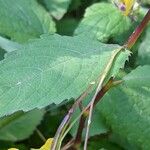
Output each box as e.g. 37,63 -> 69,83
121,0 -> 135,16
8,149 -> 19,150
39,138 -> 53,150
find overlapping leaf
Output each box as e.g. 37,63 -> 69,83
75,3 -> 132,42
43,0 -> 71,20
0,0 -> 56,43
98,65 -> 150,150
0,109 -> 44,141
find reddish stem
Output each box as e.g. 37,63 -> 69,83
73,115 -> 86,148
52,8 -> 150,150
70,78 -> 114,149
125,9 -> 150,49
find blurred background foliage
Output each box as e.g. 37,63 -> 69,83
0,0 -> 150,149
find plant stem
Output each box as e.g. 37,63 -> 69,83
80,9 -> 150,148
36,128 -> 46,142
85,77 -> 114,114
73,115 -> 87,149
71,78 -> 114,150
51,83 -> 95,150
84,47 -> 124,150
61,139 -> 74,150
52,8 -> 150,150
125,9 -> 150,49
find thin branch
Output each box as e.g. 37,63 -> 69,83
36,128 -> 46,142
73,115 -> 86,149
51,83 -> 95,150
72,47 -> 123,150
83,9 -> 150,149
52,8 -> 150,150
61,139 -> 74,150
125,9 -> 150,49
84,47 -> 124,150
70,78 -> 115,150
61,78 -> 121,150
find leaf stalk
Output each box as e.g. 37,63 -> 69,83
125,9 -> 150,49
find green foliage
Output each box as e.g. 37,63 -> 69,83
0,0 -> 56,43
0,109 -> 44,142
138,27 -> 150,65
87,138 -> 123,150
141,0 -> 150,5
42,0 -> 71,20
75,3 -> 132,42
98,66 -> 150,149
0,0 -> 149,149
0,34 -> 130,117
70,106 -> 109,137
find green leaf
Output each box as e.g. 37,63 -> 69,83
98,65 -> 150,150
0,0 -> 56,43
89,108 -> 108,137
0,34 -> 130,117
75,3 -> 132,42
87,138 -> 122,150
138,27 -> 150,65
0,109 -> 44,141
43,0 -> 71,20
141,0 -> 150,5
